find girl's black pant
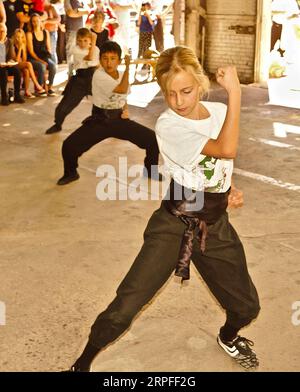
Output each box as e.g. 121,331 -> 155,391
88,201 -> 260,349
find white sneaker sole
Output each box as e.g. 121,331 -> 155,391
217,335 -> 239,357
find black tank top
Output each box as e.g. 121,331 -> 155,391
32,30 -> 50,60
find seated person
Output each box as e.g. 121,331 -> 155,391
0,23 -> 25,105
26,13 -> 57,96
45,27 -> 99,134
11,28 -> 46,97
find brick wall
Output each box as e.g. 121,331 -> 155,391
204,0 -> 257,83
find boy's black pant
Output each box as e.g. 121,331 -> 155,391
0,66 -> 21,99
54,68 -> 95,127
88,202 -> 260,349
62,115 -> 159,175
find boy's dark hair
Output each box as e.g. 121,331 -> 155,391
100,41 -> 122,59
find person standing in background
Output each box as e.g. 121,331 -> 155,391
86,0 -> 118,39
52,0 -> 67,63
4,0 -> 19,38
109,0 -> 133,53
0,0 -> 6,24
64,0 -> 89,76
270,0 -> 300,56
31,0 -> 46,15
137,2 -> 154,58
90,10 -> 109,50
151,0 -> 173,53
44,0 -> 60,63
151,0 -> 163,52
15,0 -> 35,32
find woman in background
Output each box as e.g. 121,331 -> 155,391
26,13 -> 57,95
44,0 -> 61,64
12,28 -> 46,97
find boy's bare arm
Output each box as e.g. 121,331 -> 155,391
84,32 -> 97,61
113,54 -> 131,94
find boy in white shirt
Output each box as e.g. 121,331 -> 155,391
45,27 -> 99,134
56,40 -> 162,185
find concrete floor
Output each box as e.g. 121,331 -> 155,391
0,79 -> 300,372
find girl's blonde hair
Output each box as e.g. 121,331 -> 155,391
156,46 -> 210,97
92,10 -> 105,25
12,28 -> 27,47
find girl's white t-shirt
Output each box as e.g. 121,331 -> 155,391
155,101 -> 233,193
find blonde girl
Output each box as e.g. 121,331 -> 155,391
65,46 -> 260,372
12,29 -> 46,97
90,11 -> 109,50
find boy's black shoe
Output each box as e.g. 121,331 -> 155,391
217,334 -> 259,371
143,167 -> 164,182
45,124 -> 62,134
57,171 -> 80,185
63,364 -> 91,372
14,95 -> 25,104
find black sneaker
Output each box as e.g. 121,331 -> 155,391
45,124 -> 62,134
217,334 -> 259,370
57,171 -> 80,186
14,95 -> 25,104
63,363 -> 91,372
47,89 -> 56,96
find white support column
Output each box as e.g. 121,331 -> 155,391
254,0 -> 272,86
173,0 -> 185,45
185,0 -> 200,55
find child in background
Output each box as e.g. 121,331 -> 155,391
45,27 -> 99,134
11,28 -> 46,97
87,0 -> 118,39
90,10 -> 109,50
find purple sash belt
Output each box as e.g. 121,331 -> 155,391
163,180 -> 229,281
